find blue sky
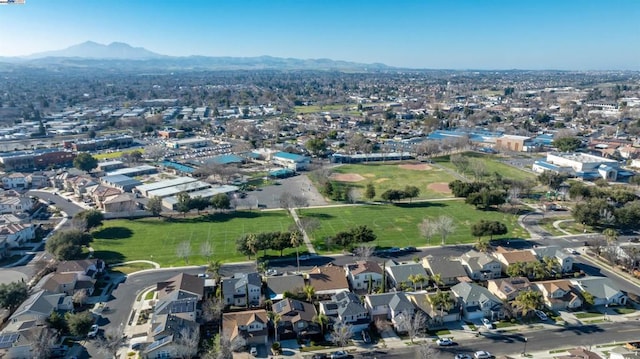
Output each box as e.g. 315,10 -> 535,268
1,0 -> 638,70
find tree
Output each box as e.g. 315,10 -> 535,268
330,322 -> 352,349
305,137 -> 326,156
381,189 -> 405,203
96,326 -> 126,359
175,327 -> 200,359
74,209 -> 104,231
176,241 -> 192,264
313,313 -> 329,336
47,311 -> 68,333
553,137 -> 582,152
303,285 -> 315,302
200,241 -> 213,263
507,262 -> 526,277
267,311 -> 282,342
211,193 -> 231,211
290,231 -> 302,273
191,196 -> 210,214
364,183 -> 376,201
475,238 -> 491,252
471,220 -> 508,240
513,290 -> 543,318
418,218 -> 437,245
397,310 -> 425,343
581,290 -> 595,308
144,144 -> 167,162
0,281 -> 28,311
147,197 -> 163,216
415,343 -> 436,359
45,229 -> 91,261
537,172 -> 567,191
202,297 -> 224,323
603,228 -> 617,244
434,215 -> 455,245
430,290 -> 453,324
404,185 -> 420,203
31,328 -> 57,359
207,260 -> 222,281
66,311 -> 94,337
354,244 -> 375,261
73,152 -> 98,172
176,191 -> 191,216
72,289 -> 88,307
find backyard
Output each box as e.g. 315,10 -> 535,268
91,211 -> 296,266
327,162 -> 457,200
301,200 -> 527,252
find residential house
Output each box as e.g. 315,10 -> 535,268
222,309 -> 269,346
88,185 -> 122,208
0,223 -> 35,248
534,280 -> 582,311
460,250 -> 502,280
451,282 -> 503,321
407,291 -> 460,326
27,172 -> 50,189
103,193 -> 138,213
0,327 -> 56,359
610,347 -> 637,359
307,264 -> 349,297
320,291 -> 369,333
344,260 -> 384,292
555,348 -> 603,359
531,245 -> 574,273
494,247 -> 540,274
65,175 -> 98,196
4,290 -> 73,332
265,274 -> 305,300
486,277 -> 532,301
421,256 -> 468,287
0,196 -> 33,215
273,298 -> 319,339
41,272 -> 95,296
385,260 -> 429,290
364,292 -> 415,329
572,277 -> 628,306
56,259 -> 105,278
2,173 -> 28,189
222,272 -> 262,307
144,315 -> 199,359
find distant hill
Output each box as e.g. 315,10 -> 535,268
0,41 -> 393,72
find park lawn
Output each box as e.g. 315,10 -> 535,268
330,163 -> 456,200
302,200 -> 527,252
91,211 -> 297,267
537,216 -> 572,237
294,104 -> 347,114
110,262 -> 156,275
433,152 -> 536,182
94,148 -> 145,160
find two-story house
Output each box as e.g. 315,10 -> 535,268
531,245 -> 574,273
421,256 -> 468,287
460,250 -> 502,280
385,260 -> 429,290
222,272 -> 262,307
364,291 -> 415,329
56,259 -> 105,279
534,279 -> 582,311
451,282 -> 503,321
273,298 -> 319,339
406,291 -> 460,326
2,173 -> 28,190
4,290 -> 73,333
0,196 -> 33,215
486,277 -> 532,301
222,309 -> 269,346
320,291 -> 370,333
41,272 -> 95,296
345,260 -> 384,292
0,223 -> 35,248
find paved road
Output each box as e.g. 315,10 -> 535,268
28,190 -> 85,217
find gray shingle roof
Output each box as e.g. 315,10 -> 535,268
386,262 -> 428,283
452,282 -> 501,306
423,257 -> 468,278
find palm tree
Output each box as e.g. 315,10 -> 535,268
267,311 -> 282,342
475,238 -> 490,252
247,233 -> 258,260
207,260 -> 222,281
290,231 -> 302,273
513,290 -> 543,318
313,313 -> 329,336
430,273 -> 444,289
408,274 -> 419,291
415,274 -> 427,290
603,228 -> 617,245
303,285 -> 315,302
429,290 -> 453,324
542,256 -> 559,278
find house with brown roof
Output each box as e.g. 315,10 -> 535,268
222,309 -> 268,346
486,277 -> 532,301
57,259 -> 105,278
88,185 -> 122,208
534,279 -> 582,311
273,298 -> 319,339
344,260 -> 383,292
157,273 -> 205,301
0,223 -> 35,248
103,192 -> 138,213
494,247 -> 540,274
307,264 -> 349,297
41,272 -> 95,296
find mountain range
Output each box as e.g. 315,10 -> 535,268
0,41 -> 392,71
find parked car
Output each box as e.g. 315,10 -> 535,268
388,247 -> 401,253
362,329 -> 371,344
250,347 -> 257,356
312,354 -> 328,359
455,354 -> 473,359
299,254 -> 312,261
436,338 -> 455,346
474,351 -> 492,359
402,246 -> 417,252
197,273 -> 209,278
265,269 -> 279,276
87,324 -> 99,338
331,351 -> 349,359
482,318 -> 493,329
535,310 -> 548,321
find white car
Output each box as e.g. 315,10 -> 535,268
87,324 -> 99,338
331,351 -> 349,359
474,351 -> 492,359
265,269 -> 278,276
436,338 -> 454,346
249,347 -> 257,356
535,310 -> 548,321
482,318 -> 493,329
455,354 -> 473,359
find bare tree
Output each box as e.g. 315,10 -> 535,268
176,241 -> 192,264
418,218 -> 438,245
202,297 -> 224,323
211,333 -> 247,359
71,215 -> 88,232
397,310 -> 426,343
434,215 -> 456,245
144,144 -> 167,162
200,241 -> 213,263
175,327 -> 200,359
72,289 -> 88,306
470,159 -> 487,180
330,322 -> 352,349
354,244 -> 375,261
415,342 -> 436,359
279,192 -> 294,212
31,328 -> 57,359
97,326 -> 126,358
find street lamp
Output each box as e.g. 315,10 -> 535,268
522,337 -> 528,357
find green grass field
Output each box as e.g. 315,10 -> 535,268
433,152 -> 536,182
94,148 -> 145,160
91,211 -> 296,266
301,200 -> 527,252
294,104 -> 348,114
330,162 -> 456,200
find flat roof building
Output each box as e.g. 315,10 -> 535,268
136,177 -> 198,197
106,165 -> 157,178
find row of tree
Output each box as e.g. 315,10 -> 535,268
448,180 -> 506,210
380,186 -> 420,203
174,192 -> 231,216
236,231 -> 300,259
